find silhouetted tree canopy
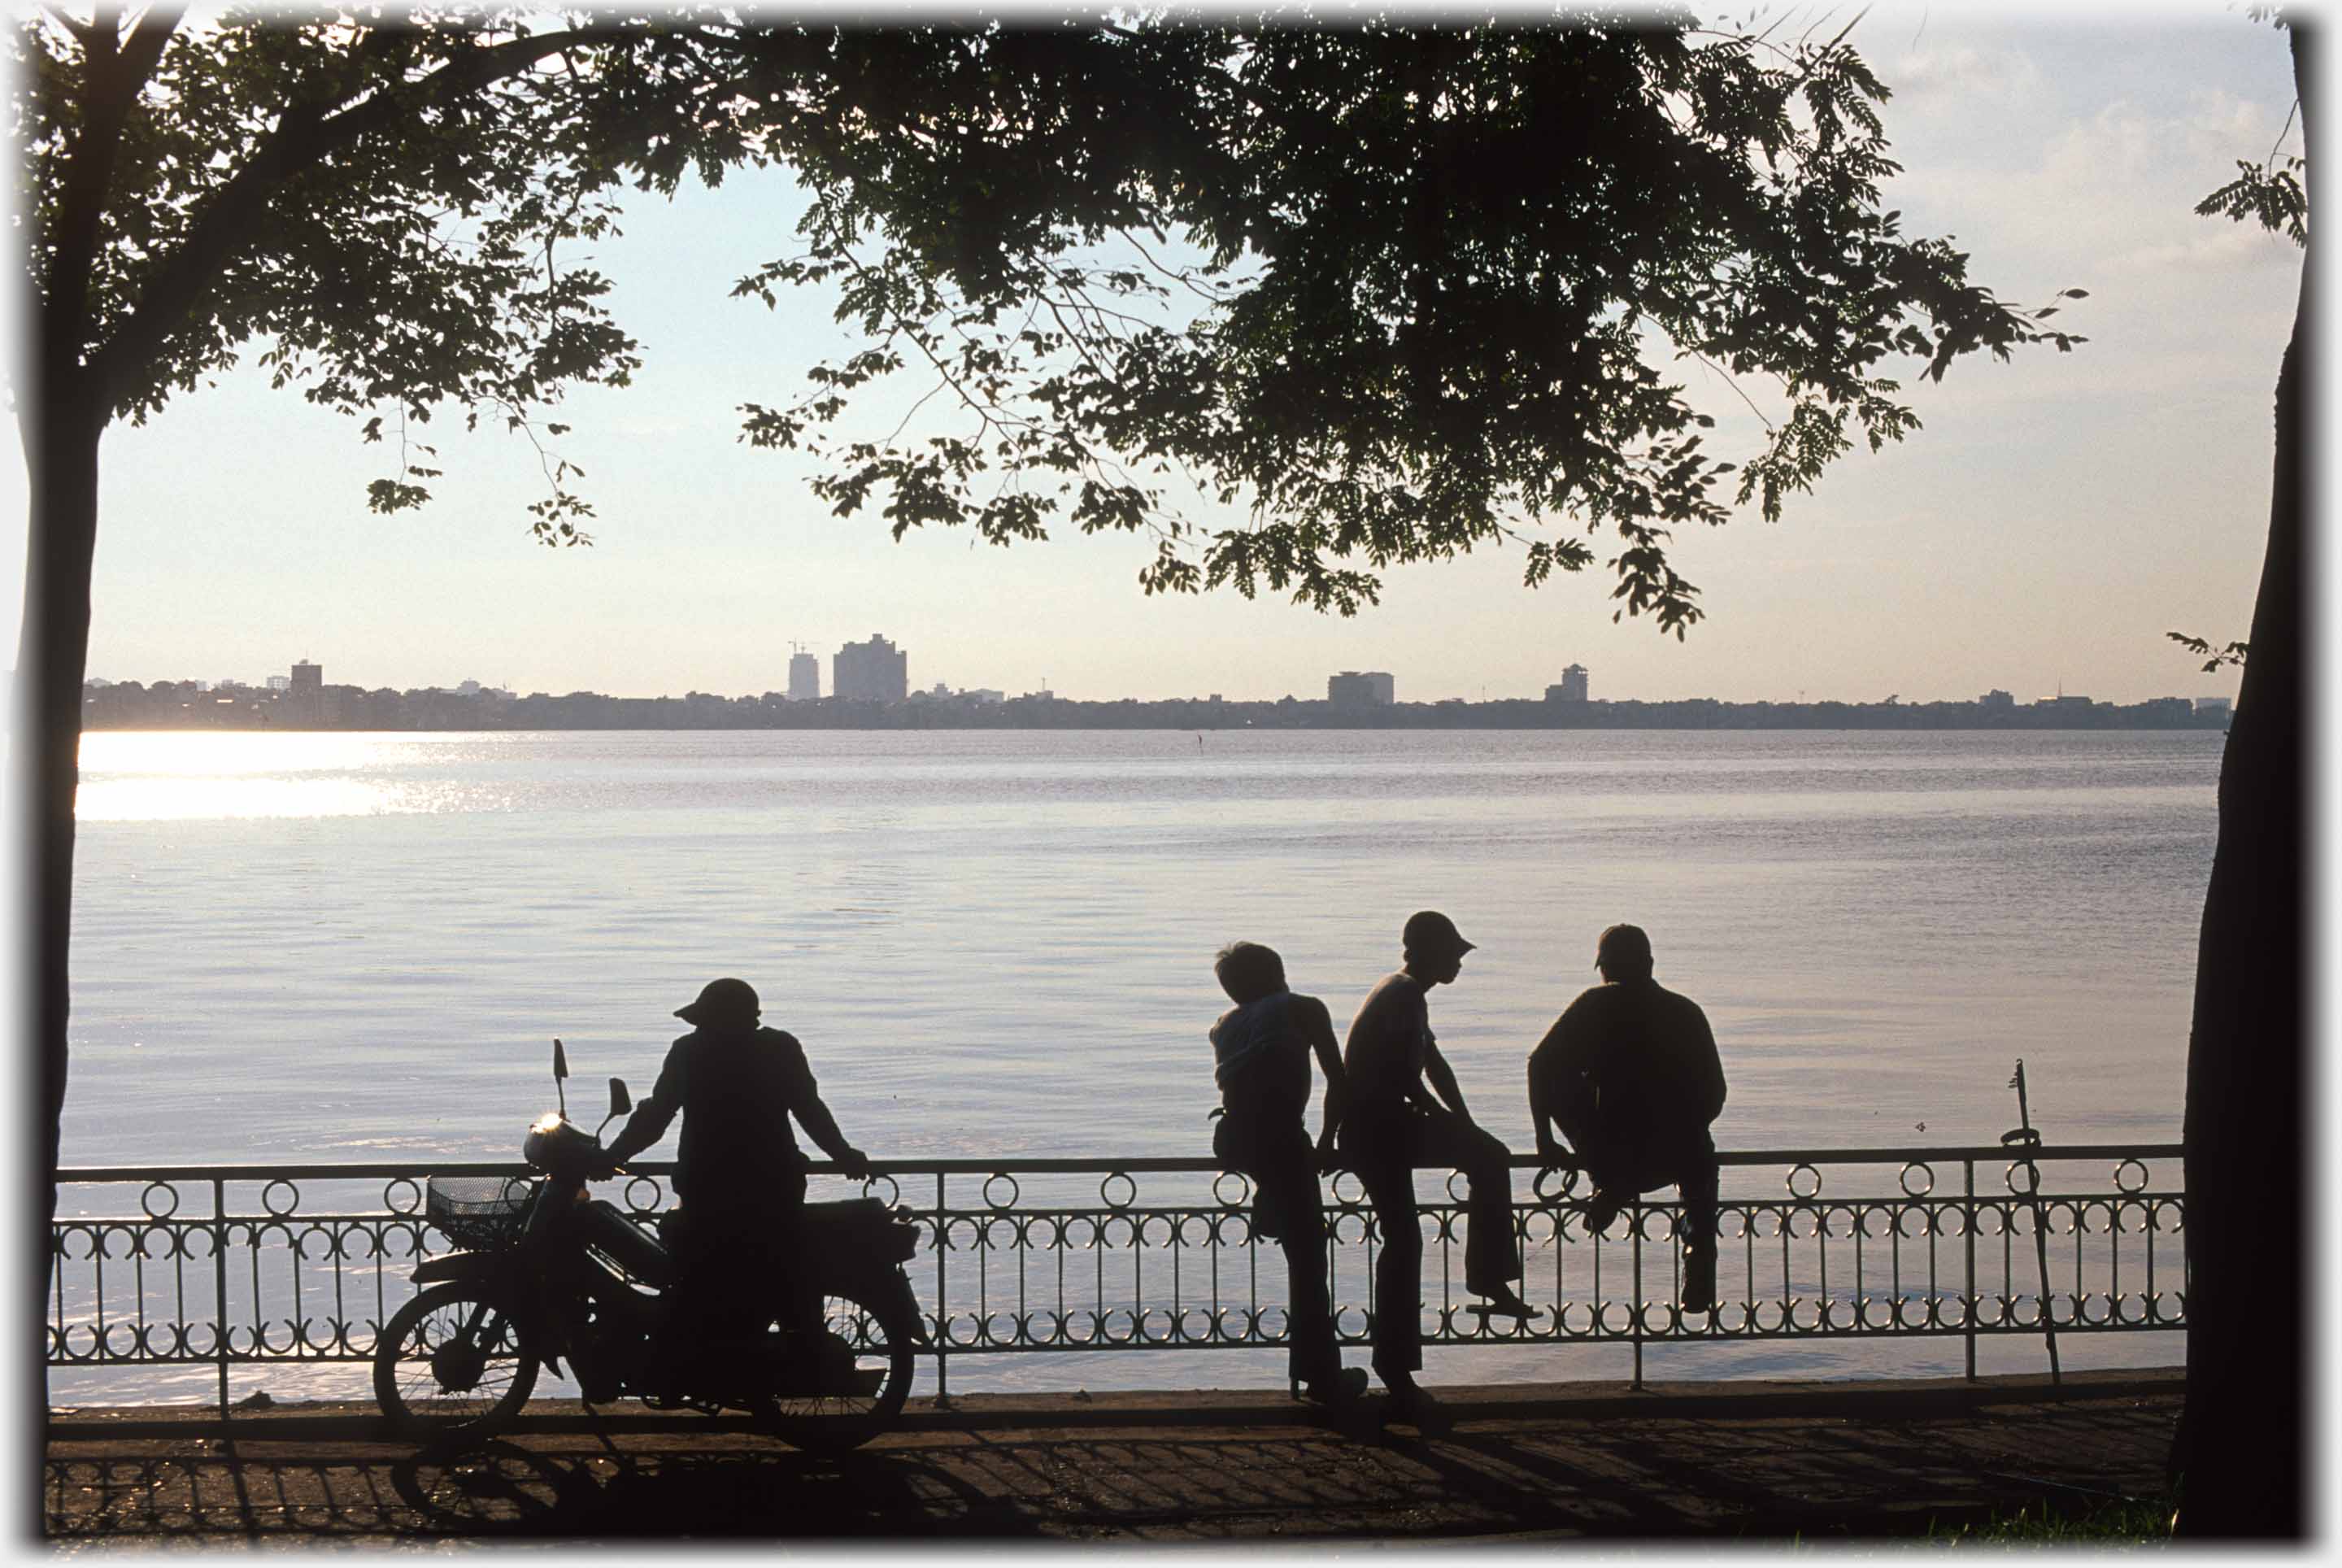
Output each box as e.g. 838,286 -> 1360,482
17,7 -> 666,540
22,8 -> 2079,635
720,19 -> 2082,630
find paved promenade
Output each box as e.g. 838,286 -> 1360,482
46,1368 -> 2180,1544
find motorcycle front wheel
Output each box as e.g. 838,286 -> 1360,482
373,1281 -> 542,1440
757,1283 -> 916,1455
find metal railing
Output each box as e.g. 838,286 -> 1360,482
50,1144 -> 2183,1411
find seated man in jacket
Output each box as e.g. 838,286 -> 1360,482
603,977 -> 871,1349
1527,925 -> 1727,1313
1208,941 -> 1367,1406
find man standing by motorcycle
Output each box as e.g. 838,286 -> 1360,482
600,977 -> 873,1359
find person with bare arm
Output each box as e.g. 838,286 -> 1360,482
1527,925 -> 1727,1314
1208,942 -> 1368,1406
1339,912 -> 1536,1418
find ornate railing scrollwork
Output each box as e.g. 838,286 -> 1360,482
52,1143 -> 2183,1409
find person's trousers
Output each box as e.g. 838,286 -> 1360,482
1586,1139 -> 1721,1301
1339,1103 -> 1522,1378
1214,1113 -> 1342,1384
663,1178 -> 809,1343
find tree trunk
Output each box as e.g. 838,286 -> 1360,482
2170,27 -> 2310,1537
20,351 -> 107,1497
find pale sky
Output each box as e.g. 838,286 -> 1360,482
7,2 -> 2305,704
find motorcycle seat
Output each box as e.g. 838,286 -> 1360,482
583,1199 -> 674,1289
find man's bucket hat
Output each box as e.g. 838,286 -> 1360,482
676,976 -> 760,1026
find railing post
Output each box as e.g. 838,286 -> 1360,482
213,1177 -> 230,1417
1630,1200 -> 1644,1392
933,1170 -> 949,1405
1962,1159 -> 1977,1383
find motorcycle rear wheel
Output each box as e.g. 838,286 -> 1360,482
757,1283 -> 916,1455
374,1281 -> 541,1440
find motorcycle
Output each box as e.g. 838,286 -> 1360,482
372,1040 -> 926,1453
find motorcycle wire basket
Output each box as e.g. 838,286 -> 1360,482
424,1176 -> 538,1252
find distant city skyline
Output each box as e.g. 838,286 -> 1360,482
4,8 -> 2289,710
81,651 -> 2221,712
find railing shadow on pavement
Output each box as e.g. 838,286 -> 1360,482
44,1388 -> 2183,1542
44,1438 -> 1016,1540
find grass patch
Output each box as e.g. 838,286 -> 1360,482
1928,1495 -> 2177,1545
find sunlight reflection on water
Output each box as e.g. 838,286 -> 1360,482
77,733 -> 524,820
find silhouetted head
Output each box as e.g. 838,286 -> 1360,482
675,977 -> 760,1031
1214,941 -> 1286,1006
1401,909 -> 1476,986
1595,924 -> 1654,982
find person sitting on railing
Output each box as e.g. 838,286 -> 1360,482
1208,940 -> 1369,1409
599,977 -> 873,1364
1340,911 -> 1539,1418
1527,924 -> 1726,1314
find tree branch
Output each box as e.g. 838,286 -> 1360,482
87,22 -> 630,411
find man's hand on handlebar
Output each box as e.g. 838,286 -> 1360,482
832,1147 -> 873,1182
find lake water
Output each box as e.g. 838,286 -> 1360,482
60,728 -> 2217,1398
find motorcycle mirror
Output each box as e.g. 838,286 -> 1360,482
553,1039 -> 570,1081
608,1077 -> 631,1117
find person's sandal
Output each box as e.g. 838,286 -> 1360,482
1467,1286 -> 1541,1322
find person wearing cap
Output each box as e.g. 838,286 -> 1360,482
1339,910 -> 1537,1416
602,978 -> 873,1347
1207,940 -> 1368,1408
1526,924 -> 1726,1313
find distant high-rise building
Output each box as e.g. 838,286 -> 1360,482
1979,689 -> 2015,708
265,675 -> 291,693
290,660 -> 322,693
834,634 -> 908,703
788,651 -> 821,702
2195,696 -> 2233,716
1327,670 -> 1395,706
1547,664 -> 1590,703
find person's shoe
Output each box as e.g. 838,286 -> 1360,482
1299,1367 -> 1369,1406
1382,1379 -> 1450,1431
1582,1189 -> 1626,1234
1469,1284 -> 1541,1322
